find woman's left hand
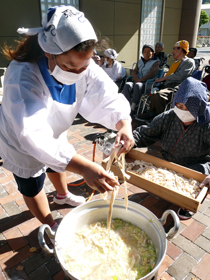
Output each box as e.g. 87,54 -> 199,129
115,119 -> 134,155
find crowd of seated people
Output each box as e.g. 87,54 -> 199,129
138,40 -> 195,120
122,44 -> 160,117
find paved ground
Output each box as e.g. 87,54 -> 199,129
0,114 -> 210,280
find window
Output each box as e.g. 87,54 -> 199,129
140,0 -> 163,56
40,0 -> 79,18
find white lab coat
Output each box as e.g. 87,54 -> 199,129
101,61 -> 126,82
0,59 -> 131,178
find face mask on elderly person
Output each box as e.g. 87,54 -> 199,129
172,77 -> 210,125
174,105 -> 196,123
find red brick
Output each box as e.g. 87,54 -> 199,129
3,182 -> 18,195
0,205 -> 5,216
140,195 -> 159,209
18,218 -> 42,235
68,138 -> 79,144
0,244 -> 13,262
75,148 -> 87,154
0,192 -> 22,206
1,168 -> 13,176
181,220 -> 206,242
0,268 -> 6,280
0,245 -> 33,271
80,143 -> 93,151
72,134 -> 85,141
0,214 -> 29,233
158,272 -> 174,280
180,217 -> 194,227
192,253 -> 210,280
58,208 -> 72,217
158,254 -> 174,276
118,185 -> 133,197
0,174 -> 15,184
3,227 -> 28,251
127,184 -> 146,193
15,197 -> 25,207
53,270 -> 65,280
166,241 -> 183,260
0,173 -> 6,179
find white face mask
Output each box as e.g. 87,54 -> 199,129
48,56 -> 86,85
104,58 -> 108,65
174,106 -> 196,123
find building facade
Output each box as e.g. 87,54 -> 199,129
0,0 -> 202,69
199,4 -> 210,36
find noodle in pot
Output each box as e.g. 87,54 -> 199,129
64,219 -> 156,280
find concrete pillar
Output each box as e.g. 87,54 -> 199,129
178,0 -> 202,47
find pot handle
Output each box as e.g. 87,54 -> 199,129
38,224 -> 55,255
159,210 -> 180,239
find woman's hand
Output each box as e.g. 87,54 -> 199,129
66,154 -> 119,193
134,78 -> 143,84
155,77 -> 166,83
200,175 -> 210,189
81,162 -> 119,193
115,119 -> 134,155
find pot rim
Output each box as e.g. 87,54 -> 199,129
54,199 -> 168,280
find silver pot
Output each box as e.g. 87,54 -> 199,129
38,199 -> 179,280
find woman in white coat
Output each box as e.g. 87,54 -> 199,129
101,48 -> 126,87
0,6 -> 134,231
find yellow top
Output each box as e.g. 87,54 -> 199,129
165,61 -> 181,77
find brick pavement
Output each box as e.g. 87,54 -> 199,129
0,115 -> 210,280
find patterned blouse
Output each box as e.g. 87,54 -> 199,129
133,109 -> 210,173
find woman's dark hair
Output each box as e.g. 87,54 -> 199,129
2,35 -> 43,62
2,35 -> 98,62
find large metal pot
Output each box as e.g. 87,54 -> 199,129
38,199 -> 179,280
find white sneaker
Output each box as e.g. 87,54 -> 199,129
53,192 -> 86,207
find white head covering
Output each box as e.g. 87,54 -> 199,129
17,5 -> 97,54
104,49 -> 118,60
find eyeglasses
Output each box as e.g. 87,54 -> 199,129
173,47 -> 180,50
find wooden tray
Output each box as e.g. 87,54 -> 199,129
102,148 -> 208,212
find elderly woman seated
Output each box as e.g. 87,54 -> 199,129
154,42 -> 167,69
123,44 -> 160,117
139,40 -> 195,120
101,48 -> 126,87
133,77 -> 210,219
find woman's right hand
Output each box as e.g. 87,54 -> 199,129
200,175 -> 210,189
81,162 -> 119,193
66,154 -> 119,193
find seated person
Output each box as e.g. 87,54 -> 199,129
187,47 -> 200,70
123,44 -> 160,116
154,42 -> 167,68
101,48 -> 126,86
133,77 -> 210,219
139,40 -> 195,120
